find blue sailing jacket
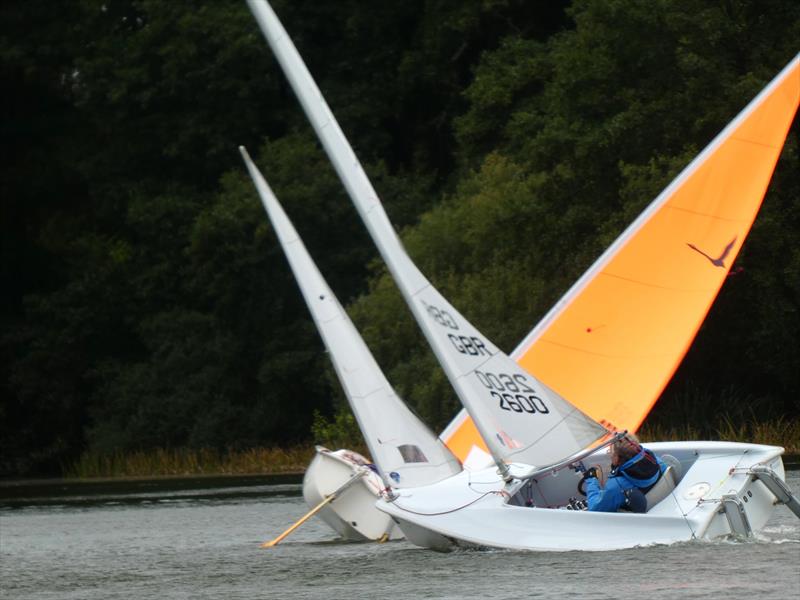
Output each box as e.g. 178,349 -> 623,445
585,449 -> 666,513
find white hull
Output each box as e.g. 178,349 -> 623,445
302,447 -> 403,541
378,441 -> 787,551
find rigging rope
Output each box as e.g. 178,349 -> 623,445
387,489 -> 509,517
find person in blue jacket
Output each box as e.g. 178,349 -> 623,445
580,434 -> 666,513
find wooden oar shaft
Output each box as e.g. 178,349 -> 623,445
261,495 -> 335,547
261,468 -> 368,548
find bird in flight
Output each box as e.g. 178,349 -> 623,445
686,236 -> 737,268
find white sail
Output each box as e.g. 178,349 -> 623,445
245,0 -> 607,474
240,146 -> 461,488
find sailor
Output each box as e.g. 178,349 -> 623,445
579,434 -> 666,513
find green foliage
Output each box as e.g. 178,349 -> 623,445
351,154 -> 559,429
350,0 -> 799,432
310,410 -> 365,452
2,0 -> 798,476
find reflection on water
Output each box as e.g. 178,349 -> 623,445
1,472 -> 798,600
0,474 -> 301,508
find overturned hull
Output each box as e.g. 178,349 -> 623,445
378,441 -> 787,551
302,447 -> 402,541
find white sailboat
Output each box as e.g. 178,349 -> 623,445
240,147 -> 461,541
245,0 -> 800,550
380,52 -> 800,549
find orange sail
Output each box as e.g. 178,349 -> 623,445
444,54 -> 800,462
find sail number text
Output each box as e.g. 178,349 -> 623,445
421,301 -> 492,357
475,370 -> 549,414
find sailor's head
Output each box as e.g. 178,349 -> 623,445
611,433 -> 641,466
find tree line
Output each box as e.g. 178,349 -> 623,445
1,0 -> 798,475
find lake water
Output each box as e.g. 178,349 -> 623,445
1,472 -> 798,599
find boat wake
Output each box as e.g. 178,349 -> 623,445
693,526 -> 800,547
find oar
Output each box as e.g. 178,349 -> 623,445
261,468 -> 368,548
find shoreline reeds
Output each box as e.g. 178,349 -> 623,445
63,418 -> 798,479
638,417 -> 799,453
64,446 -> 317,479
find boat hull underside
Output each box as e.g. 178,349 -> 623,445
303,449 -> 403,541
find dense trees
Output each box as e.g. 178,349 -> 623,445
1,1 -> 797,475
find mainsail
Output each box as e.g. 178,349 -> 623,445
442,53 -> 800,451
245,0 -> 607,475
240,146 -> 461,488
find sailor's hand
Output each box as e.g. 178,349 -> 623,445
577,467 -> 598,495
590,464 -> 605,486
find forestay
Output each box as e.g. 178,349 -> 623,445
240,147 -> 461,488
245,0 -> 608,474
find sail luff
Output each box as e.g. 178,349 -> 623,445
246,0 -> 607,473
240,146 -> 462,488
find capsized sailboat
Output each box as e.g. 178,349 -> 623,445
240,146 -> 461,541
246,0 -> 800,551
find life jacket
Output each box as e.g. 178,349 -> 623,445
621,487 -> 647,513
612,448 -> 662,493
585,447 -> 666,513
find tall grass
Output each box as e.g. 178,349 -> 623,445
64,446 -> 317,479
640,383 -> 799,453
64,396 -> 798,479
638,417 -> 800,453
